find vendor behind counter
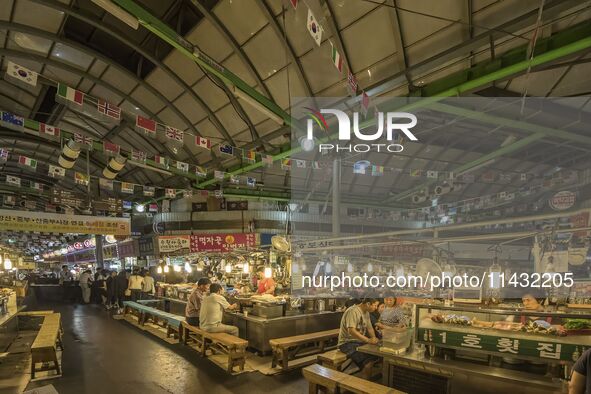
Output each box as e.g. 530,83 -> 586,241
255,268 -> 276,295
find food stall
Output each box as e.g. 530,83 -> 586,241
0,288 -> 20,350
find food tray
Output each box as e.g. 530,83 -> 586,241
567,304 -> 591,309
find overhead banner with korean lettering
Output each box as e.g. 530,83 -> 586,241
157,235 -> 190,254
0,209 -> 130,235
190,233 -> 259,252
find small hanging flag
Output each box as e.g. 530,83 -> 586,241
307,8 -> 322,46
31,182 -> 43,191
214,170 -> 225,180
520,173 -> 528,181
409,169 -> 422,177
6,61 -> 37,87
0,149 -> 8,162
281,158 -> 291,170
243,149 -> 256,163
295,159 -> 306,168
97,99 -> 121,120
330,42 -> 343,72
3,195 -> 15,206
247,177 -> 256,187
48,165 -> 65,178
183,189 -> 194,198
447,172 -> 455,180
230,175 -> 240,184
361,91 -> 370,117
99,178 -> 114,191
214,189 -> 223,198
154,155 -> 168,167
219,144 -> 234,156
372,165 -> 384,176
312,161 -> 320,170
195,166 -> 207,177
73,133 -> 93,147
165,188 -> 177,198
74,172 -> 89,186
56,83 -> 84,106
130,150 -> 146,162
461,174 -> 475,183
347,70 -> 358,96
262,155 -> 273,167
505,192 -> 515,201
426,170 -> 438,179
122,200 -> 132,210
353,162 -> 366,174
148,203 -> 158,212
481,172 -> 495,182
176,161 -> 189,172
196,136 -> 211,150
103,141 -> 120,156
498,191 -> 507,199
18,155 -> 37,170
1,111 -> 24,130
143,186 -> 155,197
39,123 -> 60,138
289,0 -> 298,9
45,203 -> 57,212
135,115 -> 156,136
499,173 -> 512,183
6,175 -> 21,186
121,182 -> 134,194
165,126 -> 184,143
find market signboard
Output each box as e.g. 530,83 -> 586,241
51,190 -> 85,208
0,209 -> 130,235
118,240 -> 137,258
417,327 -> 587,362
158,235 -> 190,254
190,233 -> 258,252
138,236 -> 155,257
549,191 -> 576,211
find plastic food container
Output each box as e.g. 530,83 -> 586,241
381,327 -> 412,351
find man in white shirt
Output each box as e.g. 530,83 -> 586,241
199,283 -> 239,336
78,270 -> 92,304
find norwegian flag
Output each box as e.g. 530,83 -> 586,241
195,136 -> 211,150
130,150 -> 146,162
97,98 -> 121,120
165,126 -> 184,143
73,133 -> 93,147
347,71 -> 358,96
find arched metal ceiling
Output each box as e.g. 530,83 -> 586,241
0,0 -> 591,208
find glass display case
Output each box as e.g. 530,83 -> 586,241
415,304 -> 591,363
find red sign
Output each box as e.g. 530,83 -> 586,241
190,233 -> 258,252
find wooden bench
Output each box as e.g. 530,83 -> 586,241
270,329 -> 339,370
31,313 -> 63,379
19,310 -> 54,316
318,349 -> 351,372
123,301 -> 185,340
181,321 -> 248,373
303,364 -> 402,394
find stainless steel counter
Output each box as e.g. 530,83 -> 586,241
223,311 -> 343,354
358,344 -> 566,394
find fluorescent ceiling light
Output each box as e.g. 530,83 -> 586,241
91,0 -> 139,30
231,85 -> 284,125
128,160 -> 173,176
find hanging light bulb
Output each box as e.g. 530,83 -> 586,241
156,266 -> 163,274
173,265 -> 181,272
184,262 -> 192,273
4,257 -> 12,270
102,154 -> 127,179
243,261 -> 250,273
58,139 -> 81,169
264,267 -> 272,278
164,265 -> 170,273
225,264 -> 232,273
367,262 -> 373,272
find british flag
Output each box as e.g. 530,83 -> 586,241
347,70 -> 358,96
73,133 -> 93,147
165,126 -> 184,143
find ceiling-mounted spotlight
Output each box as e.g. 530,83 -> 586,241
134,204 -> 145,213
434,183 -> 452,196
412,193 -> 428,204
91,0 -> 139,30
299,136 -> 315,152
103,154 -> 127,179
231,85 -> 284,125
58,139 -> 81,169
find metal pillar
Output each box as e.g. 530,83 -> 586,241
332,159 -> 341,237
95,235 -> 104,269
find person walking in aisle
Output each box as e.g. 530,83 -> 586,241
78,269 -> 93,304
114,270 -> 128,313
141,270 -> 155,299
106,270 -> 117,309
199,283 -> 239,336
185,278 -> 211,327
127,268 -> 143,302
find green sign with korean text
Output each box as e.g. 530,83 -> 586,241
418,327 -> 587,362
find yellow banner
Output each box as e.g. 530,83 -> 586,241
0,209 -> 130,235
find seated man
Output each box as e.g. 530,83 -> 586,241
185,277 -> 211,327
199,283 -> 239,336
338,297 -> 380,379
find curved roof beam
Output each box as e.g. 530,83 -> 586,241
0,21 -> 199,165
30,0 -> 236,147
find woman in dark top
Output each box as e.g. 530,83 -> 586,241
105,271 -> 117,309
114,271 -> 129,313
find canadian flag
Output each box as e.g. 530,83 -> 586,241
196,136 -> 211,150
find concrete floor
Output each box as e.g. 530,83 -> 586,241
26,303 -> 308,394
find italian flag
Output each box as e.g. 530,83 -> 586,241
331,43 -> 342,72
19,155 -> 37,169
57,83 -> 84,106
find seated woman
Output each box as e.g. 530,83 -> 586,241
375,296 -> 408,329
